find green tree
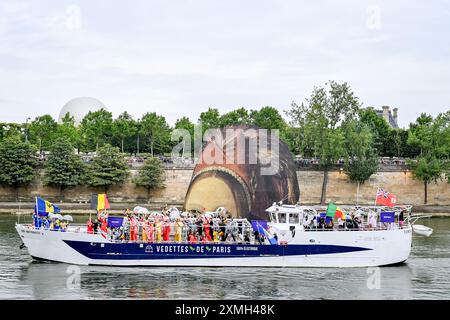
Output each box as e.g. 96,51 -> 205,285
0,123 -> 24,141
220,108 -> 251,126
407,112 -> 450,204
359,107 -> 392,156
112,112 -> 137,153
250,106 -> 287,131
250,106 -> 291,147
134,157 -> 166,202
44,138 -> 86,200
173,116 -> 196,156
0,136 -> 38,200
56,113 -> 81,150
409,156 -> 443,204
140,112 -> 171,156
29,115 -> 58,154
287,81 -> 361,204
87,144 -> 129,193
80,108 -> 113,152
342,121 -> 379,204
198,108 -> 221,133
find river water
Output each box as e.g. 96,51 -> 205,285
0,215 -> 449,300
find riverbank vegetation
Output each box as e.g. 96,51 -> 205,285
0,81 -> 448,203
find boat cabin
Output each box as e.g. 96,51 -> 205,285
265,203 -> 308,230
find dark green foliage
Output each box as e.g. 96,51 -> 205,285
87,144 -> 129,192
29,114 -> 58,154
44,138 -> 86,195
112,111 -> 138,153
0,136 -> 38,198
220,108 -> 251,127
56,113 -> 81,150
80,108 -> 113,151
140,112 -> 171,156
134,157 -> 166,200
342,121 -> 379,184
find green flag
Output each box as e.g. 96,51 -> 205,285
326,203 -> 337,217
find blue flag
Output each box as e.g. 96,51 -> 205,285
251,220 -> 277,245
35,197 -> 61,216
108,217 -> 124,228
380,212 -> 395,223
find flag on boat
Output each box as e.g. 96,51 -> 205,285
35,197 -> 61,216
376,188 -> 397,207
107,216 -> 124,228
251,220 -> 277,245
380,211 -> 395,223
91,194 -> 111,211
326,203 -> 345,220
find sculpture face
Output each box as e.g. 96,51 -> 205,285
184,125 -> 300,220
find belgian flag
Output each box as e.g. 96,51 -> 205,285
91,194 -> 111,211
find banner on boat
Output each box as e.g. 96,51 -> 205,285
380,212 -> 395,223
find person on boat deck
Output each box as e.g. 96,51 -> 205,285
174,217 -> 184,243
53,219 -> 61,231
368,212 -> 377,229
325,217 -> 334,229
42,217 -> 50,229
318,217 -> 325,229
147,219 -> 155,243
188,231 -> 197,243
163,217 -> 171,242
399,210 -> 405,228
122,214 -> 130,240
155,217 -> 163,243
92,219 -> 99,234
142,218 -> 148,242
100,213 -> 108,234
86,218 -> 94,234
244,230 -> 251,244
130,214 -> 138,241
212,219 -> 220,242
303,215 -> 313,230
203,217 -> 212,241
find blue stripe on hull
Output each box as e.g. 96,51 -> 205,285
63,241 -> 371,260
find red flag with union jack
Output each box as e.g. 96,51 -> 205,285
376,188 -> 397,207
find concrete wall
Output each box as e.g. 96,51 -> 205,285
0,169 -> 448,206
297,170 -> 450,205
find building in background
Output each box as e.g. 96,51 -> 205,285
58,97 -> 106,126
374,106 -> 399,128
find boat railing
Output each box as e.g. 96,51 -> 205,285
302,222 -> 410,232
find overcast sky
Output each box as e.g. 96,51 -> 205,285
1,0 -> 449,128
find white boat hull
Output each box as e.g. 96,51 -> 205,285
16,224 -> 412,268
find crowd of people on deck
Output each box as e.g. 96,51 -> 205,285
302,208 -> 407,231
86,207 -> 263,244
32,214 -> 69,231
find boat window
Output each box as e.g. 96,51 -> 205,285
289,213 -> 299,224
270,212 -> 277,222
279,213 -> 287,223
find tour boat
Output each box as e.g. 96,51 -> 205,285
16,204 -> 415,268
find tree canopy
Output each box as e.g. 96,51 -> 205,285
87,144 -> 129,192
134,157 -> 166,201
44,138 -> 86,197
0,136 -> 38,199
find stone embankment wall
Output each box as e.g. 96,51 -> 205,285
0,169 -> 448,210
